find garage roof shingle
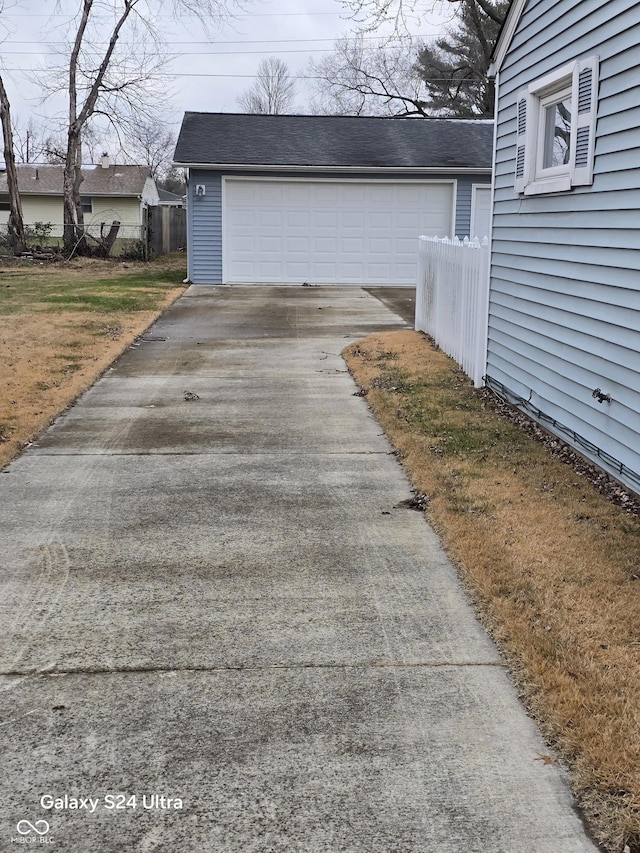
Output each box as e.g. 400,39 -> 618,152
174,113 -> 493,170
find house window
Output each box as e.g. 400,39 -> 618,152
81,195 -> 92,213
540,89 -> 571,170
0,199 -> 10,211
514,56 -> 598,196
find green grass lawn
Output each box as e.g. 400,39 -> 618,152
0,254 -> 187,470
0,256 -> 186,315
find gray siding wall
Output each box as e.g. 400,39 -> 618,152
455,175 -> 491,238
187,170 -> 222,284
186,169 -> 491,285
489,0 -> 640,492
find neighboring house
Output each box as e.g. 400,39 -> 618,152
0,156 -> 159,240
487,0 -> 640,493
173,113 -> 493,286
157,188 -> 184,207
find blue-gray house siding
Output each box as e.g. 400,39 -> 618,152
186,169 -> 490,286
186,172 -> 222,285
488,0 -> 640,493
454,176 -> 486,238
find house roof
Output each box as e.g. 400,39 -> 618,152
157,188 -> 183,203
0,164 -> 153,196
173,113 -> 494,171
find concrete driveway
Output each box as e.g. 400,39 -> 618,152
0,286 -> 597,852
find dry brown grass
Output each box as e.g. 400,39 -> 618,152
344,330 -> 640,853
0,256 -> 186,470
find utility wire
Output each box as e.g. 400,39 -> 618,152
0,67 -> 486,82
1,34 -> 441,47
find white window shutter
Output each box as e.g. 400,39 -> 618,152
571,56 -> 599,186
514,93 -> 528,193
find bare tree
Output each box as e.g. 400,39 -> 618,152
0,3 -> 25,252
159,165 -> 186,196
12,119 -> 51,164
10,118 -> 77,165
309,35 -> 427,117
38,0 -> 241,254
237,57 -> 297,115
120,118 -> 176,179
0,76 -> 25,253
343,0 -> 504,32
415,0 -> 508,116
312,0 -> 507,118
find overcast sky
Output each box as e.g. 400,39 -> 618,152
0,0 -> 453,152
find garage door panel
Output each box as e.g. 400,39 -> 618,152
396,262 -> 417,278
313,262 -> 337,278
286,262 -> 310,278
368,262 -> 392,278
341,237 -> 364,254
342,262 -> 364,278
397,211 -> 422,229
342,213 -> 366,231
258,236 -> 282,254
285,184 -> 312,205
368,185 -> 396,204
343,185 -> 367,203
368,237 -> 392,253
396,237 -> 417,253
313,211 -> 338,230
286,236 -> 310,252
258,210 -> 281,228
227,209 -> 254,229
229,184 -> 255,204
313,237 -> 337,254
224,179 -> 453,284
370,211 -> 392,229
286,209 -> 310,228
315,185 -> 341,204
233,235 -> 255,253
260,185 -> 284,204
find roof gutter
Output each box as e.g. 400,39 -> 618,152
173,162 -> 492,174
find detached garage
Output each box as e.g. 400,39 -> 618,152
174,113 -> 493,286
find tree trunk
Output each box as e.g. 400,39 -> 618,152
63,0 -> 93,256
0,75 -> 26,254
101,220 -> 121,255
63,125 -> 87,255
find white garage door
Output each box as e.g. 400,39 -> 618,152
223,178 -> 454,285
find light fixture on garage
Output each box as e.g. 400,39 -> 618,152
195,184 -> 206,197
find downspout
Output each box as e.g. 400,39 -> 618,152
183,169 -> 191,284
480,60 -> 500,388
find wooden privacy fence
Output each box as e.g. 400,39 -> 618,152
415,235 -> 490,388
149,205 -> 187,256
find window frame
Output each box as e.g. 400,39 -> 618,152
80,195 -> 93,214
514,56 -> 598,197
536,84 -> 572,178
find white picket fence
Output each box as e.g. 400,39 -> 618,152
415,235 -> 490,388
